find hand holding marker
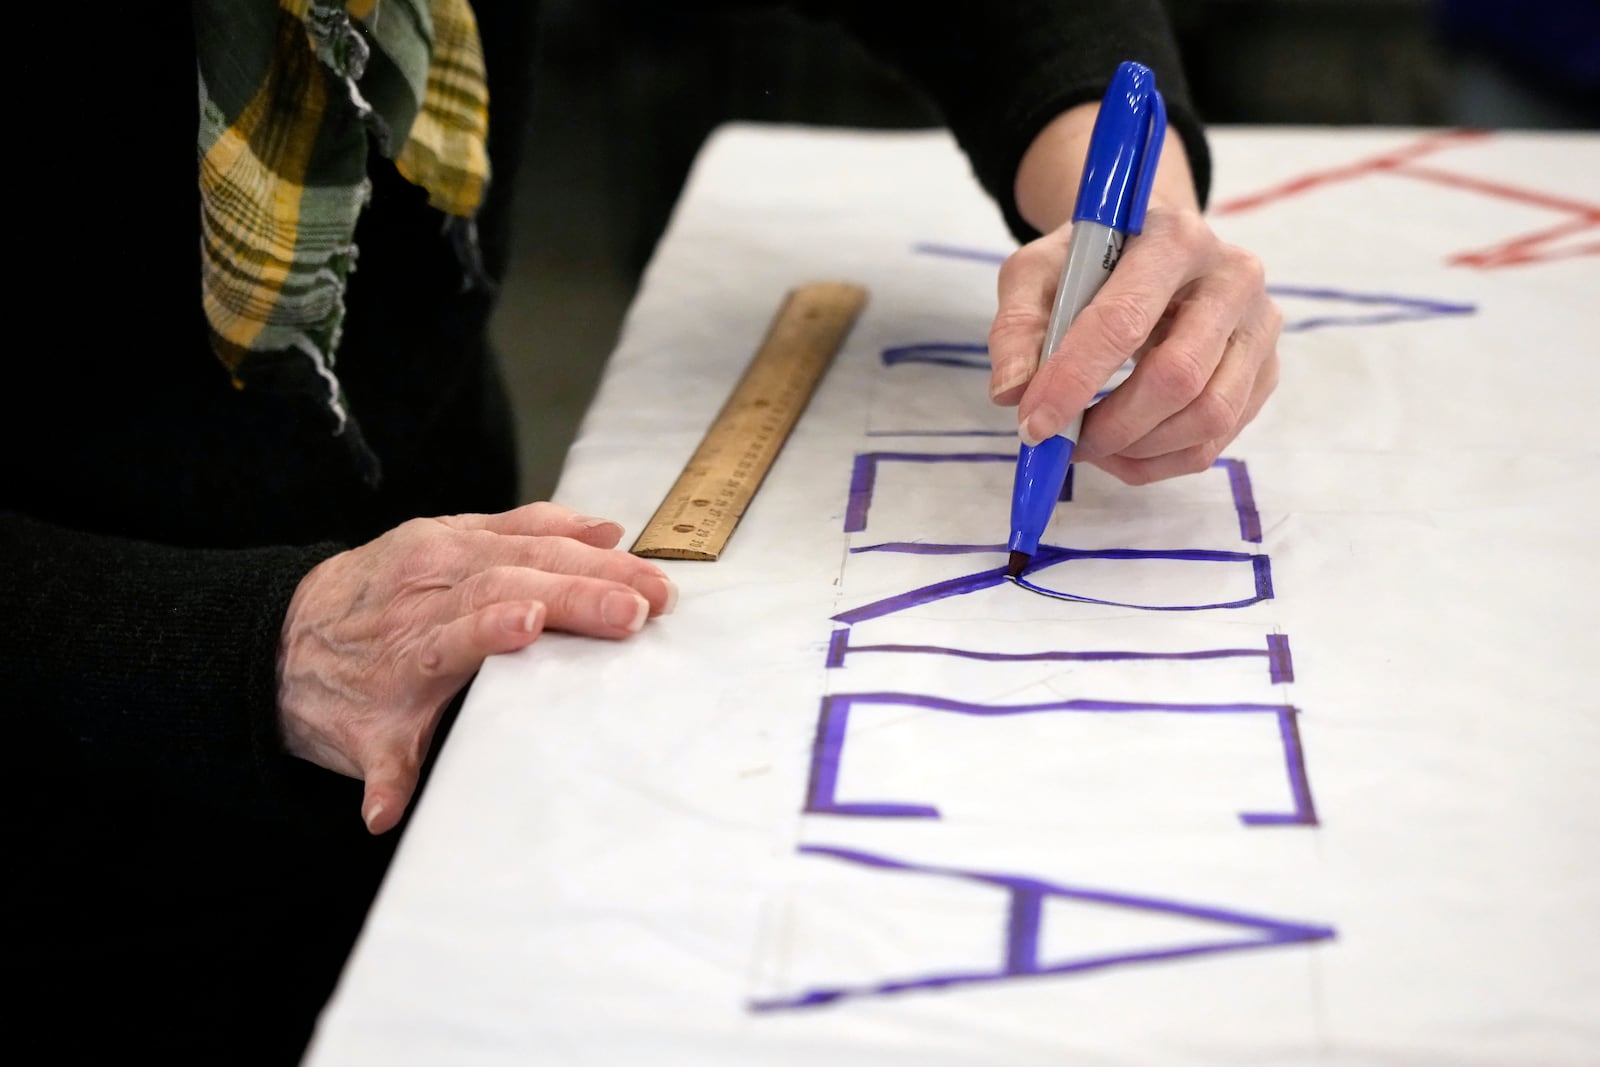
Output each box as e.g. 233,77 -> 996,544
1006,61 -> 1166,578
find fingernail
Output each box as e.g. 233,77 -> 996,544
580,516 -> 624,533
1019,410 -> 1054,448
518,603 -> 546,633
631,574 -> 679,616
603,590 -> 649,632
363,801 -> 384,832
990,363 -> 1030,401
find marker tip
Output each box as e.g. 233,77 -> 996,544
1007,551 -> 1029,578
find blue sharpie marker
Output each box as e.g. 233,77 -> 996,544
1006,61 -> 1166,578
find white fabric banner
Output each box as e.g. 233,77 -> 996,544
306,124 -> 1600,1066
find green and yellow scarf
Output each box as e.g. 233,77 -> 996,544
193,0 -> 489,477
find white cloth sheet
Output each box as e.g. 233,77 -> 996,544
305,124 -> 1600,1066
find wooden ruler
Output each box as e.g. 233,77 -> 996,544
631,281 -> 869,560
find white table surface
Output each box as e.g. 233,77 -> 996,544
304,123 -> 1600,1066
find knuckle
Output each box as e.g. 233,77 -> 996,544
413,631 -> 450,678
1228,246 -> 1267,289
1081,408 -> 1135,454
1183,443 -> 1223,475
1261,349 -> 1282,392
395,516 -> 437,538
416,654 -> 446,680
1173,210 -> 1212,251
517,501 -> 565,528
1087,293 -> 1154,356
1193,390 -> 1242,440
458,565 -> 517,615
394,546 -> 449,590
1148,341 -> 1211,405
988,304 -> 1045,350
1263,298 -> 1285,338
400,529 -> 483,585
537,501 -> 588,533
547,578 -> 594,623
1042,354 -> 1105,410
447,572 -> 483,616
512,533 -> 558,568
995,251 -> 1030,292
1234,300 -> 1284,356
1115,462 -> 1155,487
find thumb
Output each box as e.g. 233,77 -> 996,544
361,756 -> 419,835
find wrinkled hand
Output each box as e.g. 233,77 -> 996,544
988,201 -> 1282,484
276,501 -> 676,833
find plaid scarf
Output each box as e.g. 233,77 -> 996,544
193,0 -> 490,480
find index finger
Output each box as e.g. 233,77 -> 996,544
1016,222 -> 1207,446
442,501 -> 626,547
439,531 -> 676,618
988,229 -> 1073,405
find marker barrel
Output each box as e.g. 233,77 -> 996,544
1040,221 -> 1124,368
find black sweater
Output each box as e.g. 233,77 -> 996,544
6,4 -> 1205,1047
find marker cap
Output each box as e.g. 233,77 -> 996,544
1071,61 -> 1167,234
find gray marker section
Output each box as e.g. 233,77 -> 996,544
1039,220 -> 1124,369
1035,220 -> 1127,445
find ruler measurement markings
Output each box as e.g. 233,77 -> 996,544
631,282 -> 869,561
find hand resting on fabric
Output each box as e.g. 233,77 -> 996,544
988,103 -> 1283,485
276,501 -> 677,834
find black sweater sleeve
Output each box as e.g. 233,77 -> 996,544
5,0 -> 536,825
789,0 -> 1212,243
2,512 -> 344,816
